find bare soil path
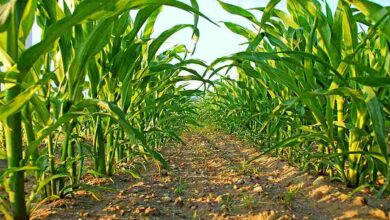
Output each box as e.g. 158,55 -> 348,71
33,129 -> 390,219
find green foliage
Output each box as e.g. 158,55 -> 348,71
175,178 -> 187,196
200,0 -> 390,195
1,1 -> 389,219
0,0 -> 209,218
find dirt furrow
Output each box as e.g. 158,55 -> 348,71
33,130 -> 390,220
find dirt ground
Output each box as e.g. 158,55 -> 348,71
31,130 -> 390,220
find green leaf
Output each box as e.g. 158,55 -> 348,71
352,77 -> 390,87
128,5 -> 161,42
345,0 -> 390,41
18,0 -> 215,73
75,99 -> 147,146
0,74 -> 52,123
190,0 -> 200,45
148,24 -> 193,61
0,0 -> 13,32
223,22 -> 256,40
18,0 -> 37,42
363,87 -> 388,165
68,18 -> 114,101
259,0 -> 282,31
218,1 -> 259,24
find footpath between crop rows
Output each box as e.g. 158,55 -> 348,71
33,129 -> 390,219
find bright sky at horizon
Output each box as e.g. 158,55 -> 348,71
149,0 -> 389,88
152,0 -> 389,64
31,0 -> 390,62
30,0 -> 390,86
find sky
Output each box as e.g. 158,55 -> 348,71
152,0 -> 389,64
30,0 -> 389,87
148,0 -> 389,87
31,0 -> 389,62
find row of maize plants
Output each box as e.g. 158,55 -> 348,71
0,0 -> 210,219
199,0 -> 390,195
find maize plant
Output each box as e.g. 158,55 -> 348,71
201,0 -> 390,194
0,0 -> 211,219
1,0 -> 390,219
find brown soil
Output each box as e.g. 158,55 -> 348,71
31,130 -> 390,220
